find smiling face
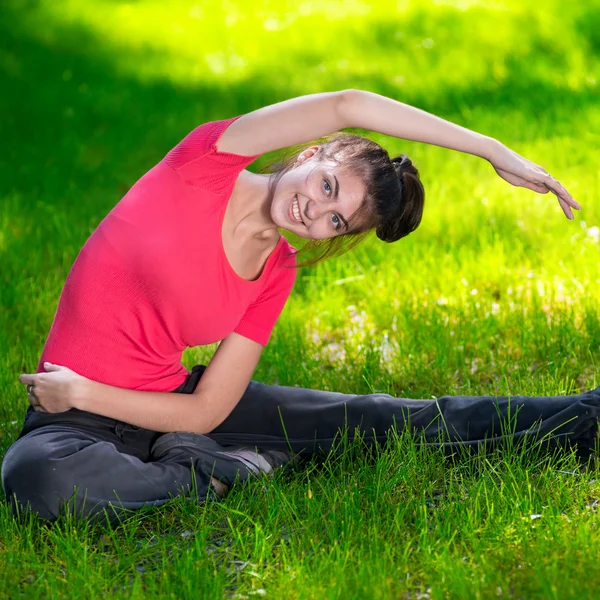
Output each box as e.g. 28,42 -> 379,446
269,146 -> 369,240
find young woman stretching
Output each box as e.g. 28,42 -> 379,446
4,89 -> 593,524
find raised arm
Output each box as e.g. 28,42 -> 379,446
20,333 -> 264,434
219,88 -> 491,158
218,89 -> 580,218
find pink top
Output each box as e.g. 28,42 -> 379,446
38,117 -> 297,392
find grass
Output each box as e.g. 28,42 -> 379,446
1,0 -> 600,597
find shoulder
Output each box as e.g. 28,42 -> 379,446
163,117 -> 262,192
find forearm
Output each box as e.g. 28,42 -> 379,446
340,89 -> 499,160
76,380 -> 229,434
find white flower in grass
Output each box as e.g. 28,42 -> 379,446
310,329 -> 322,344
470,358 -> 482,374
587,226 -> 600,243
379,335 -> 399,371
321,342 -> 346,365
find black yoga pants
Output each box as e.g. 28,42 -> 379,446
2,365 -> 599,524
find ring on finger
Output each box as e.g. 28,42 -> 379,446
27,384 -> 35,396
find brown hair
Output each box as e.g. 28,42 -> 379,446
261,133 -> 425,266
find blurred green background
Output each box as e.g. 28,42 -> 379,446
2,1 -> 600,598
1,0 -> 599,442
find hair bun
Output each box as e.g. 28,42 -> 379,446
391,154 -> 416,176
375,154 -> 424,243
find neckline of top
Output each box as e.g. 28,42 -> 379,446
219,223 -> 286,284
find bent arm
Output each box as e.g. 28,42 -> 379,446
216,88 -> 495,159
76,333 -> 263,434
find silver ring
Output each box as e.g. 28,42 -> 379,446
27,384 -> 35,395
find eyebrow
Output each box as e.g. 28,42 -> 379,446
331,174 -> 349,231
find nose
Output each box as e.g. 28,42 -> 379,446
305,197 -> 327,222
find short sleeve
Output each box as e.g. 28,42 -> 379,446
163,116 -> 261,194
234,247 -> 297,346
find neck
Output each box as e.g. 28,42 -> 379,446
230,171 -> 280,241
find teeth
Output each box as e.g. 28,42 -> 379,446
292,195 -> 302,223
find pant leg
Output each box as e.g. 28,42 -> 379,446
182,365 -> 600,458
1,378 -> 261,524
6,365 -> 599,523
1,420 -> 219,524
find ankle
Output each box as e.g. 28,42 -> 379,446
211,477 -> 229,498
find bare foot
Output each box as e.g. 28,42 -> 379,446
210,477 -> 229,498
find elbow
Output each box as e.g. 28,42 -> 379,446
337,89 -> 362,129
187,417 -> 219,436
187,423 -> 214,436
185,395 -> 224,435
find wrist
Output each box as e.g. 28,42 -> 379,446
72,376 -> 93,411
481,137 -> 503,162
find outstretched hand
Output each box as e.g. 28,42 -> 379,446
488,142 -> 581,219
19,362 -> 87,413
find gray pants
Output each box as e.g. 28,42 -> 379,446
3,365 -> 600,524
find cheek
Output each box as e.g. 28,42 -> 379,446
309,221 -> 335,241
273,186 -> 291,211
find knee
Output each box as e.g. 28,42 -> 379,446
2,434 -> 79,522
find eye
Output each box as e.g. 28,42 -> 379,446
331,213 -> 341,230
323,178 -> 332,196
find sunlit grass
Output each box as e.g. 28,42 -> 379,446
11,0 -> 600,104
1,0 -> 600,597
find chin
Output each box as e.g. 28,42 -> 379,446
272,210 -> 288,231
272,198 -> 292,230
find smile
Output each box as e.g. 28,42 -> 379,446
290,194 -> 304,225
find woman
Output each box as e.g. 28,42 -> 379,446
3,89 -> 588,524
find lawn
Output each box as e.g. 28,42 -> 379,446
1,0 -> 600,597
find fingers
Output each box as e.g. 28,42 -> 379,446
43,362 -> 61,372
524,167 -> 581,219
496,161 -> 581,221
557,196 -> 574,220
500,169 -> 549,194
20,373 -> 48,386
20,364 -> 62,384
26,383 -> 46,412
543,175 -> 581,214
29,399 -> 46,412
28,393 -> 42,410
518,179 -> 550,194
19,373 -> 37,386
519,181 -> 549,194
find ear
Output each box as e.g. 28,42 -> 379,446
296,145 -> 321,165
